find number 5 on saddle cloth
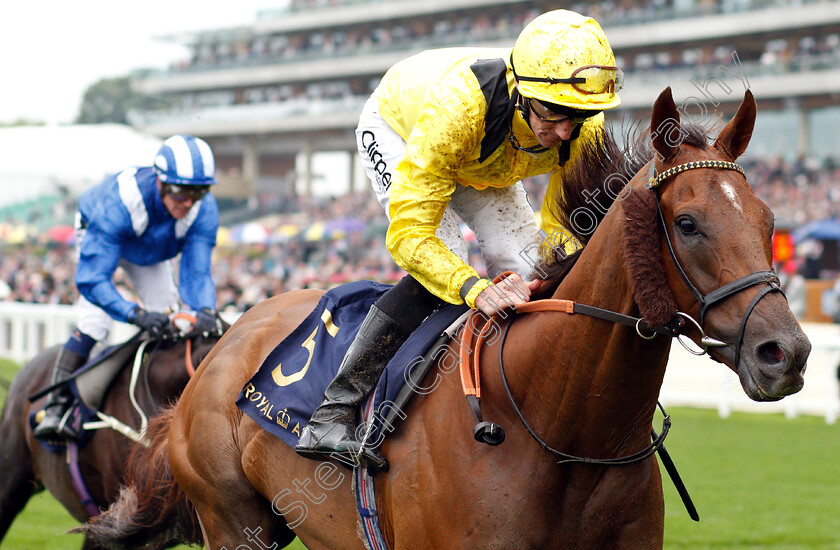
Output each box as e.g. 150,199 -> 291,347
236,280 -> 469,467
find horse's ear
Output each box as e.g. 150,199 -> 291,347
713,89 -> 756,160
651,87 -> 681,162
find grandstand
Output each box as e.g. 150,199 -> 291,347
127,0 -> 840,202
3,2 -> 840,290
122,0 -> 840,292
0,0 -> 831,314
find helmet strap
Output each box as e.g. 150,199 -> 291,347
512,89 -> 534,131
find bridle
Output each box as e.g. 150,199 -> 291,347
649,159 -> 783,363
461,158 -> 783,468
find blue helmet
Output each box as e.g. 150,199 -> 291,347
153,135 -> 217,185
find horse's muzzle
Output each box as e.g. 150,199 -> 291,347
739,329 -> 810,401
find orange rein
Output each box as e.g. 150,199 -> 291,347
457,270 -> 683,401
458,297 -> 575,401
456,285 -> 674,471
170,312 -> 198,377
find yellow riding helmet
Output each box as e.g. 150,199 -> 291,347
511,10 -> 622,110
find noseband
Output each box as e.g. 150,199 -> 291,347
649,159 -> 783,361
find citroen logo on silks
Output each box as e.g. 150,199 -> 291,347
272,309 -> 339,386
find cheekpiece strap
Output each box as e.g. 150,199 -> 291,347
648,160 -> 745,189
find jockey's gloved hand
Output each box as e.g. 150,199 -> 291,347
194,307 -> 221,336
131,308 -> 172,339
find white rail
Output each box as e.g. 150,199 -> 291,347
0,302 -> 240,364
661,322 -> 840,424
0,302 -> 837,423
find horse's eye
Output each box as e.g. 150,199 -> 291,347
676,216 -> 699,235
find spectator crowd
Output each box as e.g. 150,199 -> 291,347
0,153 -> 837,313
161,0 -> 838,118
0,191 -> 407,313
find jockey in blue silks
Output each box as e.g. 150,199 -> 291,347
34,135 -> 221,440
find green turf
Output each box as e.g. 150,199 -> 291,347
2,492 -> 86,549
2,355 -> 838,549
662,408 -> 840,549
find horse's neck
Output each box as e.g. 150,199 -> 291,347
146,341 -> 202,403
560,214 -> 633,313
504,205 -> 671,453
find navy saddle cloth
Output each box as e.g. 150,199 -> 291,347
236,280 -> 468,449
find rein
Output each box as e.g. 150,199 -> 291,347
459,159 -> 781,465
458,304 -> 670,466
497,316 -> 671,466
171,312 -> 199,377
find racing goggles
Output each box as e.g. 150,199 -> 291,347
517,65 -> 624,95
528,98 -> 601,124
163,183 -> 210,202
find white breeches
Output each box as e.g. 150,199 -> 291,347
355,93 -> 541,280
74,220 -> 180,341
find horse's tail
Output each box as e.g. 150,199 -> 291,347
77,404 -> 201,549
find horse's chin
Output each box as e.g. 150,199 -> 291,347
737,369 -> 787,402
707,322 -> 809,402
736,347 -> 806,402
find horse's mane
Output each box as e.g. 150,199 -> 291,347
532,119 -> 713,325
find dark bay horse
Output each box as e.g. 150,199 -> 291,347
0,331 -> 219,549
86,87 -> 810,550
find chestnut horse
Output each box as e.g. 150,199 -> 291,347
85,87 -> 810,550
0,332 -> 219,549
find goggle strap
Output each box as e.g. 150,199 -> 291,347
511,56 -> 587,85
508,133 -> 549,155
516,74 -> 586,85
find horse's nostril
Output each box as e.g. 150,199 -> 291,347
757,342 -> 786,365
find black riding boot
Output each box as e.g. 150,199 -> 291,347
33,348 -> 87,440
296,305 -> 410,469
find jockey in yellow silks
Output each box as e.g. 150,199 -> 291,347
297,10 -> 623,468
